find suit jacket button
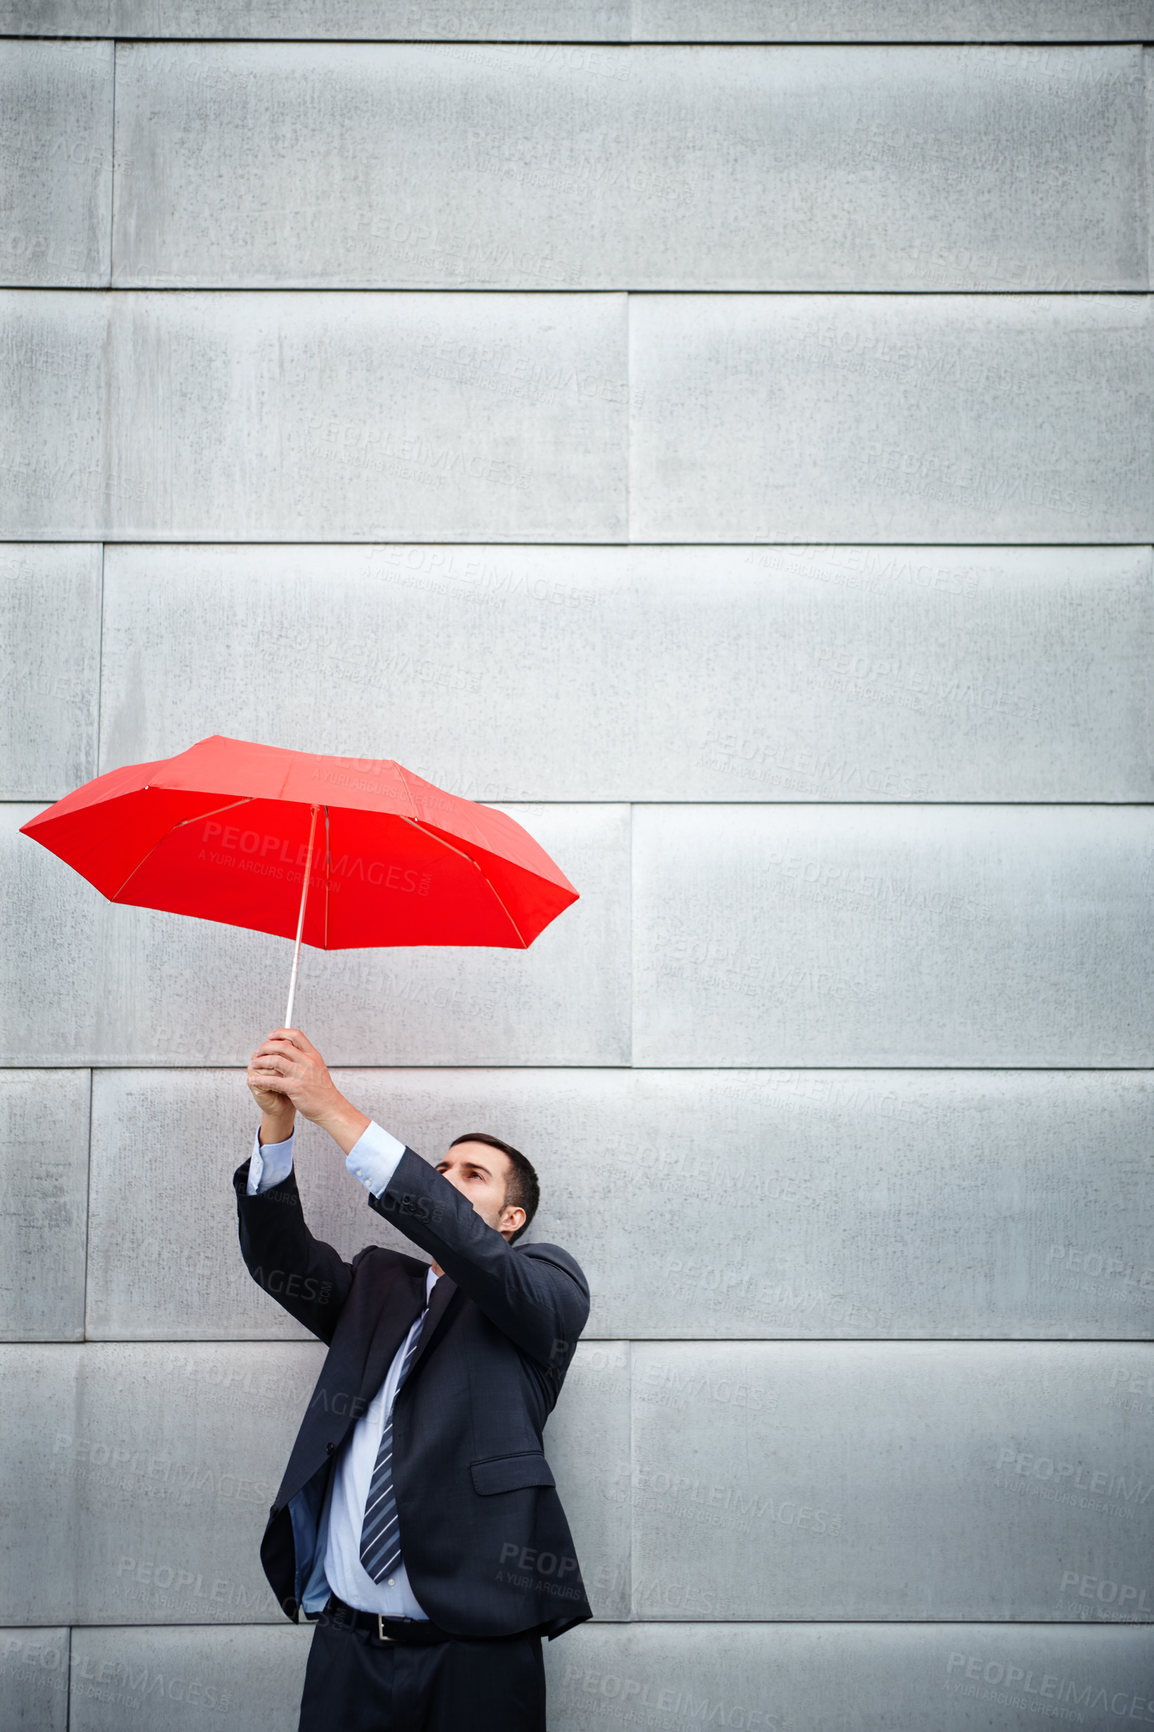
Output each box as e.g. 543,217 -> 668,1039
325,1441 -> 336,1455
269,1504 -> 278,1518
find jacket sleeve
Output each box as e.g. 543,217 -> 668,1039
233,1157 -> 360,1344
368,1147 -> 590,1368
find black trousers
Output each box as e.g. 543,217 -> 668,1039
297,1609 -> 547,1732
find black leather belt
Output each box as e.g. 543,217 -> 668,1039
322,1593 -> 455,1645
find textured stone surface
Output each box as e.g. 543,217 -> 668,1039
98,543 -> 1154,802
2,13 -> 1151,1718
0,1336 -> 624,1626
85,1067 -> 1154,1343
86,1068 -> 604,1341
629,294 -> 1154,542
632,1 -> 1154,38
67,1626 -> 313,1732
2,1 -> 1149,38
629,1342 -> 1154,1621
1,805 -> 105,1068
0,1 -> 630,36
0,544 -> 101,800
9,290 -> 1150,542
533,1340 -> 632,1622
112,44 -> 1144,289
0,1629 -> 70,1730
545,1623 -> 1154,1732
87,1069 -> 318,1342
0,1342 -> 314,1624
0,1071 -> 89,1342
531,1069 -> 1154,1341
1147,49 -> 1153,291
633,804 -> 1154,1067
0,291 -> 626,540
2,802 -> 628,1066
0,293 -> 107,538
103,291 -> 626,540
630,0 -> 1150,37
0,41 -> 113,287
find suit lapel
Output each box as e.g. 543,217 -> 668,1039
358,1266 -> 459,1409
359,1264 -> 427,1409
404,1269 -> 459,1383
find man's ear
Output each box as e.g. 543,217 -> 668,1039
500,1204 -> 527,1238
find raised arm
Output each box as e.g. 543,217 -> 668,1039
233,1156 -> 358,1344
234,1050 -> 356,1342
369,1141 -> 589,1367
246,1027 -> 591,1367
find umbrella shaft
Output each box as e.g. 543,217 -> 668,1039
284,804 -> 320,1027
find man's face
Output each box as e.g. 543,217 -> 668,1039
435,1141 -> 524,1241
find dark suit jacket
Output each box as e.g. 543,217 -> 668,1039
233,1140 -> 593,1640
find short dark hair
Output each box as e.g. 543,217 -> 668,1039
448,1131 -> 539,1245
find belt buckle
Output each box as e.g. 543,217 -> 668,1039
376,1615 -> 394,1643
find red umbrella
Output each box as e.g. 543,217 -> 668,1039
20,734 -> 579,1025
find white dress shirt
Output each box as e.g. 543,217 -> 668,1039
247,1118 -> 437,1618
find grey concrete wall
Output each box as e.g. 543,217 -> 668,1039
2,9 -> 1152,1730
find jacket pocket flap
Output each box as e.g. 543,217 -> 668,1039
470,1452 -> 556,1495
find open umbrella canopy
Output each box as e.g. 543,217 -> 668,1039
20,734 -> 578,951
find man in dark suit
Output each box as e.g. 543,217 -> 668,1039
237,1025 -> 592,1731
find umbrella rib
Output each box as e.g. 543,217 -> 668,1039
108,797 -> 256,901
396,816 -> 529,948
395,763 -> 422,821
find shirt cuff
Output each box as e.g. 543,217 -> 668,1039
247,1125 -> 296,1195
346,1119 -> 407,1197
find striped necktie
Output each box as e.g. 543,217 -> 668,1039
359,1293 -> 432,1584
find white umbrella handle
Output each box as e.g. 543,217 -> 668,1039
283,804 -> 320,1028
